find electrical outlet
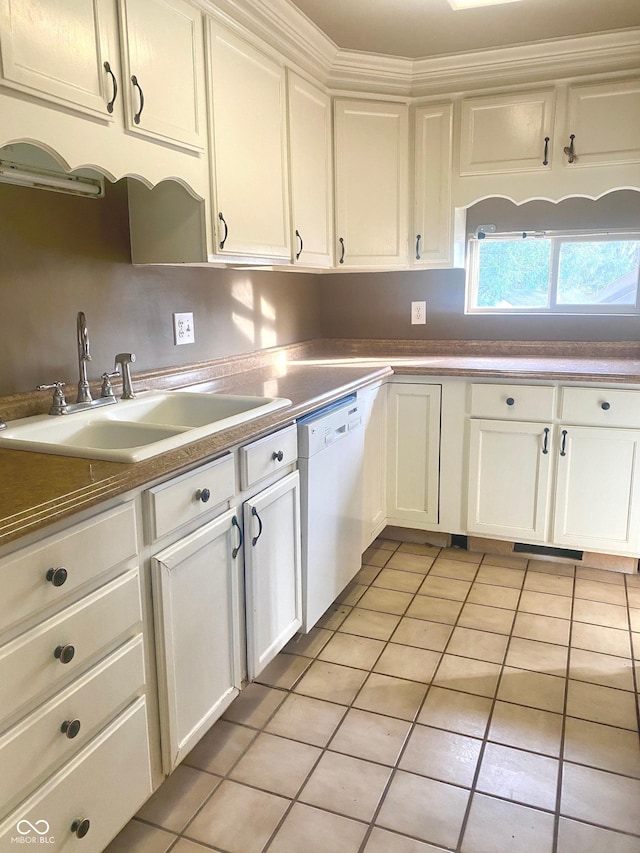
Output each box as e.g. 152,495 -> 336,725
173,312 -> 195,345
411,301 -> 426,325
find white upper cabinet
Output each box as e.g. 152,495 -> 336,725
287,71 -> 333,267
459,89 -> 555,175
412,103 -> 464,268
334,99 -> 409,268
207,22 -> 291,260
118,0 -> 206,151
0,0 -> 118,119
563,78 -> 640,168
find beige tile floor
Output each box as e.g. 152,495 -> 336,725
106,540 -> 640,853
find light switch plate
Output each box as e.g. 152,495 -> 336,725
173,312 -> 195,345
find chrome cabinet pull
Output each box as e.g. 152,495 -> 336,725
231,515 -> 243,559
131,75 -> 144,124
218,212 -> 228,249
338,237 -> 345,264
416,234 -> 422,260
295,229 -> 303,260
251,506 -> 263,546
104,61 -> 118,113
542,427 -> 550,455
542,136 -> 550,166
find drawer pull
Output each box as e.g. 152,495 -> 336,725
601,402 -> 611,411
71,818 -> 91,839
506,397 -> 515,406
231,515 -> 243,559
195,488 -> 211,503
54,644 -> 75,665
560,429 -> 568,457
61,718 -> 81,739
272,450 -> 284,462
46,567 -> 68,587
251,506 -> 263,546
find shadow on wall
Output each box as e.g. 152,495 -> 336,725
0,179 -> 320,397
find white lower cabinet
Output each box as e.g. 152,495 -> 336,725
387,383 -> 441,527
467,419 -> 552,542
553,425 -> 640,553
151,508 -> 242,774
361,382 -> 388,549
243,470 -> 302,680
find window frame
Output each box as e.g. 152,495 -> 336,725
465,229 -> 640,315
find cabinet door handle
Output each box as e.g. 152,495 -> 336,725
103,61 -> 118,114
131,75 -> 144,124
61,719 -> 81,739
218,212 -> 228,250
338,237 -> 345,264
295,229 -> 303,260
251,506 -> 263,546
563,134 -> 576,164
46,566 -> 68,587
542,427 -> 550,455
70,818 -> 91,839
560,429 -> 568,457
415,234 -> 422,260
54,644 -> 75,664
231,515 -> 243,559
542,136 -> 550,166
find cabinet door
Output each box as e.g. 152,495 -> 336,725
0,0 -> 117,118
334,99 -> 408,267
287,71 -> 333,267
362,383 -> 387,549
244,471 -> 302,680
387,384 -> 441,526
413,103 -> 462,268
208,23 -> 290,259
119,0 -> 206,151
152,508 -> 242,773
467,419 -> 552,542
564,78 -> 640,167
553,425 -> 640,554
459,90 -> 555,174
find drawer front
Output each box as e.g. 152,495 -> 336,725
0,570 -> 142,724
560,387 -> 640,428
0,502 -> 138,635
470,384 -> 556,421
0,697 -> 152,852
0,635 -> 145,819
240,424 -> 298,490
145,453 -> 236,542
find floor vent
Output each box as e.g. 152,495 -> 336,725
513,543 -> 584,560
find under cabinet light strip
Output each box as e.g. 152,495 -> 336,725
0,165 -> 103,197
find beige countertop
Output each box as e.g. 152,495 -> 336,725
3,338 -> 640,548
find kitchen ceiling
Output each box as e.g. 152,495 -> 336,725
287,0 -> 640,59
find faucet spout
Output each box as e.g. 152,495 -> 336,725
76,311 -> 92,403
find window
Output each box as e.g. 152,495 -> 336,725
466,231 -> 640,314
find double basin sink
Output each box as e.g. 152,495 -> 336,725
0,389 -> 291,462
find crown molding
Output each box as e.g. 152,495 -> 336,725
194,1 -> 640,98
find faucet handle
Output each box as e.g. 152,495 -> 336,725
37,382 -> 69,416
100,371 -> 120,399
114,353 -> 137,400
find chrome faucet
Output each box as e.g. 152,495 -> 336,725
76,311 -> 92,403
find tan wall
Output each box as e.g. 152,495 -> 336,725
0,181 -> 321,396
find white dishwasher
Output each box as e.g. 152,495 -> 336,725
297,394 -> 365,632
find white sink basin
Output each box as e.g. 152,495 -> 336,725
0,390 -> 291,462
